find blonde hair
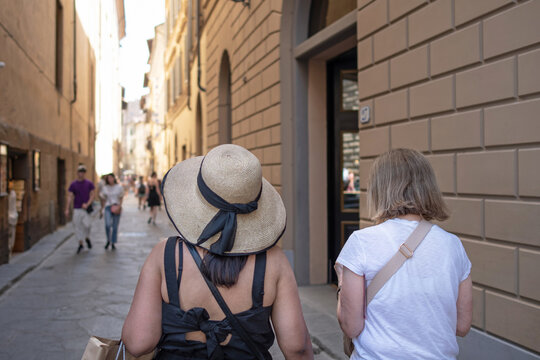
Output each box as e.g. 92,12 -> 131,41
367,148 -> 449,223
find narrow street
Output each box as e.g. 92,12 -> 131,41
0,195 -> 175,359
0,194 -> 343,360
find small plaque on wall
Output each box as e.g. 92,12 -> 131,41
360,106 -> 370,124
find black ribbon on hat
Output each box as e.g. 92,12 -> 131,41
196,164 -> 262,255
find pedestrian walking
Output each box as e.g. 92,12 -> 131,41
136,176 -> 147,210
335,148 -> 473,359
121,144 -> 313,359
65,164 -> 95,254
100,173 -> 124,250
146,171 -> 161,225
7,188 -> 18,260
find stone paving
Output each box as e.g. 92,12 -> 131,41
0,195 -> 344,359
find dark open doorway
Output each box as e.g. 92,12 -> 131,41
327,49 -> 359,283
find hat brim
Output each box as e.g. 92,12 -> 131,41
162,157 -> 286,255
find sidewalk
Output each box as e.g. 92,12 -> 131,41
0,196 -> 346,359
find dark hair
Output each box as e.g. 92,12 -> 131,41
201,253 -> 248,288
151,171 -> 157,178
106,173 -> 117,185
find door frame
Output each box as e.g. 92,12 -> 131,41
280,1 -> 357,284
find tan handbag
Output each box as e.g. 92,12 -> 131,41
341,220 -> 433,357
81,336 -> 154,360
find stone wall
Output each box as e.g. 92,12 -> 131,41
356,0 -> 540,354
0,0 -> 96,263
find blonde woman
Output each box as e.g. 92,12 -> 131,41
335,149 -> 472,359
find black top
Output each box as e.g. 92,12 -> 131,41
155,237 -> 275,360
147,185 -> 161,207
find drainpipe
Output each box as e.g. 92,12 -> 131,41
70,0 -> 78,153
196,0 -> 206,92
186,0 -> 192,110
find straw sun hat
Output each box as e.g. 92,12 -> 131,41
162,144 -> 286,256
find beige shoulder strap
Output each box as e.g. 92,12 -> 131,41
366,219 -> 433,305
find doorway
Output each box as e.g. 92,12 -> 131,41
327,49 -> 359,283
8,149 -> 29,252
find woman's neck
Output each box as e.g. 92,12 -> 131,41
397,214 -> 422,221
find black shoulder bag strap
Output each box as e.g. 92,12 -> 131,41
185,242 -> 266,360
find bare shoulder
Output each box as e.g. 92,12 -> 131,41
145,238 -> 169,270
265,246 -> 293,278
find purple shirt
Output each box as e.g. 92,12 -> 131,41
68,179 -> 95,209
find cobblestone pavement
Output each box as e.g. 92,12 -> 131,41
0,195 -> 344,359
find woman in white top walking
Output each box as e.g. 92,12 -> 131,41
335,149 -> 473,360
100,173 -> 124,250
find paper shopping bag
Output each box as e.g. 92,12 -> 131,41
81,336 -> 154,360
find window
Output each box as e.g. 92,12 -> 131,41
55,0 -> 64,91
175,54 -> 182,97
167,76 -> 173,109
309,0 -> 356,37
33,150 -> 41,191
341,71 -> 359,111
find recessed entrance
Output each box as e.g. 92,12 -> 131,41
327,49 -> 359,283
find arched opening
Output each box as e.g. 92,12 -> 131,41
195,94 -> 203,155
218,51 -> 232,144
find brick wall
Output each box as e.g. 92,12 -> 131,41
203,0 -> 283,191
356,0 -> 540,352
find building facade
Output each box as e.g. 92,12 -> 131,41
76,0 -> 126,176
145,24 -> 168,177
157,0 -> 540,357
0,0 -> 91,263
120,100 -> 150,177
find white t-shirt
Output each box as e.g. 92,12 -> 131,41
336,218 -> 471,360
100,184 -> 124,208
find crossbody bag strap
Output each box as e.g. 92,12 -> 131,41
185,242 -> 266,360
366,219 -> 433,305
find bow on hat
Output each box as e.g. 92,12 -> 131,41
196,165 -> 262,255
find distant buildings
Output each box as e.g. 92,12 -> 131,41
0,0 -> 125,264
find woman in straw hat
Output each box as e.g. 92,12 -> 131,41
335,149 -> 473,359
122,144 -> 313,359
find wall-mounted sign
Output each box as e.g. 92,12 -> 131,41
360,106 -> 370,124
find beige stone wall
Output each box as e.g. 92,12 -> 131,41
203,0 -> 282,191
356,0 -> 540,352
0,0 -> 96,260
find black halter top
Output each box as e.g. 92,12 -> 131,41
155,237 -> 275,360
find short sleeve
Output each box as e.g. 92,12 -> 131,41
336,232 -> 366,277
68,182 -> 75,193
89,181 -> 95,191
458,240 -> 472,282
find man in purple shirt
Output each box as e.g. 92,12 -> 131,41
65,164 -> 95,254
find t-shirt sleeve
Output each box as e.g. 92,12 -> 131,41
457,239 -> 472,282
68,182 -> 75,193
336,232 -> 366,277
89,181 -> 95,191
